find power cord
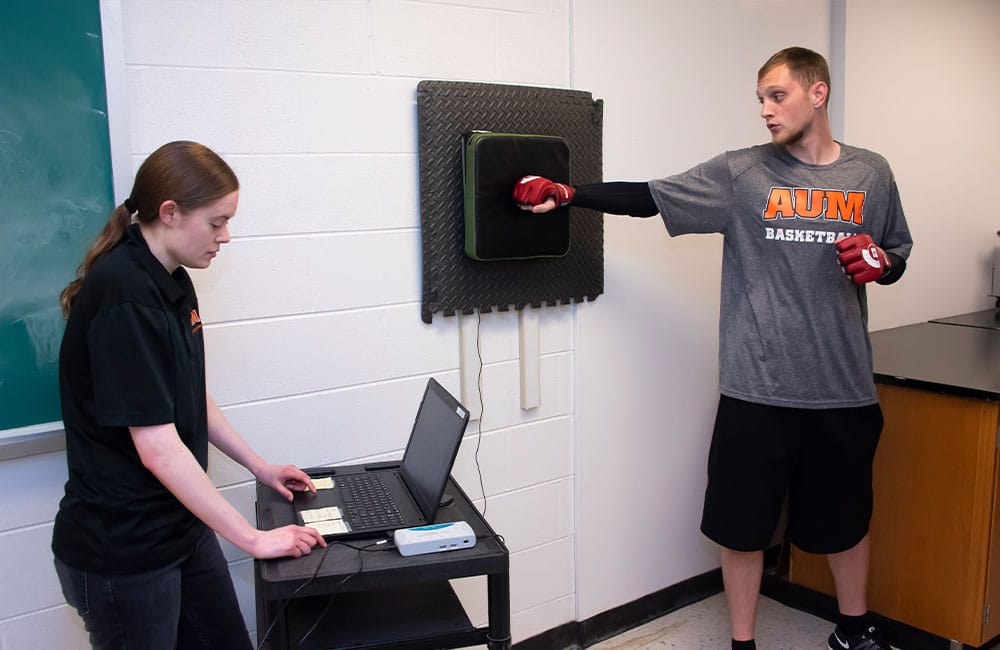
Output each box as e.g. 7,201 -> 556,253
474,309 -> 488,518
476,531 -> 507,549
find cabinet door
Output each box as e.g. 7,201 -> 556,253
790,385 -> 999,645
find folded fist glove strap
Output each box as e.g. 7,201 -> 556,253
514,175 -> 575,207
836,233 -> 891,284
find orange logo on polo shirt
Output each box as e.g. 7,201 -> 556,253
190,309 -> 202,334
762,187 -> 866,225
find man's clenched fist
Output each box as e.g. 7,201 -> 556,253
836,233 -> 890,284
513,175 -> 575,211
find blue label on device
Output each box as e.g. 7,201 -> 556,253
410,523 -> 453,531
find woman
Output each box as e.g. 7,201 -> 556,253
53,141 -> 325,649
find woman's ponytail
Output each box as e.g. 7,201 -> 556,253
59,203 -> 133,318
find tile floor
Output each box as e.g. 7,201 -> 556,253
587,593 -> 868,650
587,594 -> 1000,650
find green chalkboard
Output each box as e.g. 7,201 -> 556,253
0,0 -> 114,431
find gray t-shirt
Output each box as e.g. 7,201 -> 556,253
648,143 -> 913,409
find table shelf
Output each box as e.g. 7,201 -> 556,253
284,582 -> 484,650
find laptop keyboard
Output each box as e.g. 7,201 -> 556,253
337,473 -> 406,529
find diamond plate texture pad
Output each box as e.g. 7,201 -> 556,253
417,80 -> 604,323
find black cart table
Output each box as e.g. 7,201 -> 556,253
255,470 -> 510,650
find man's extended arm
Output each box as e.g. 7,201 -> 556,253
514,176 -> 659,217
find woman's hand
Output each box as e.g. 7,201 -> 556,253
256,463 -> 316,501
250,524 -> 326,559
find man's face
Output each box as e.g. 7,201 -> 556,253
756,63 -> 818,147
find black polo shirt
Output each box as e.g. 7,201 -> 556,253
53,224 -> 209,573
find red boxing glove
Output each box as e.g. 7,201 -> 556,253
836,233 -> 891,284
513,175 -> 575,208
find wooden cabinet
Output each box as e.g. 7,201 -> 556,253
790,383 -> 1000,645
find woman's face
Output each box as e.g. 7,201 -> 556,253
164,190 -> 238,270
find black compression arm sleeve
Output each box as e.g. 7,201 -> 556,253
876,253 -> 907,285
572,182 -> 659,217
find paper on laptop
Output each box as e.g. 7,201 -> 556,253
312,477 -> 335,490
300,505 -> 350,535
311,519 -> 349,536
300,506 -> 342,523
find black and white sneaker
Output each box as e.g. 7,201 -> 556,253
828,625 -> 891,650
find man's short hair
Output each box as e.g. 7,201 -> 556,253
759,46 -> 831,93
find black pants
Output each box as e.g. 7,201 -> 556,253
55,527 -> 253,650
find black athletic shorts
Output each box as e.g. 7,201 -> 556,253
700,394 -> 883,554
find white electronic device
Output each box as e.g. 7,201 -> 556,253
393,521 -> 476,557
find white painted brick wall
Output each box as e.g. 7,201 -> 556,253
224,154 -> 420,235
0,1 -> 579,646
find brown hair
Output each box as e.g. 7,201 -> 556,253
758,46 -> 831,98
60,141 -> 238,318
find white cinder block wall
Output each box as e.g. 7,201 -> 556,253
1,1 -> 577,647
124,0 -> 578,645
1,1 -> 998,648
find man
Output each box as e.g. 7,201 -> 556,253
514,47 -> 912,650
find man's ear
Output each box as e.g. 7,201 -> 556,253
811,81 -> 829,110
158,200 -> 178,225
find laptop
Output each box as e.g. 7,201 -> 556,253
292,378 -> 471,540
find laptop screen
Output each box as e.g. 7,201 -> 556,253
400,378 -> 470,519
